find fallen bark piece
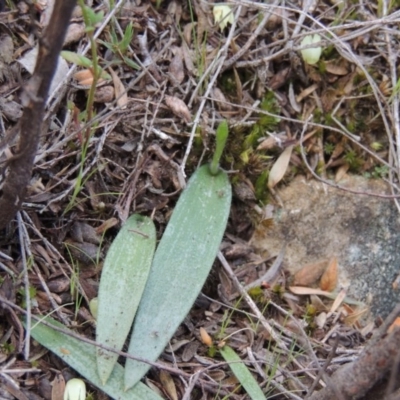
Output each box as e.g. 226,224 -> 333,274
308,327 -> 400,400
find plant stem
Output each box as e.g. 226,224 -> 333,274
210,120 -> 229,175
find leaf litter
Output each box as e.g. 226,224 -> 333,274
0,0 -> 400,399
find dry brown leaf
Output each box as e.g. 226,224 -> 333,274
343,305 -> 368,326
183,22 -> 195,45
289,286 -> 332,297
335,163 -> 349,182
223,375 -> 240,385
95,218 -> 119,235
269,67 -> 290,90
208,370 -> 226,381
337,70 -> 357,95
296,84 -> 318,103
310,294 -> 328,313
212,87 -> 232,111
73,69 -> 93,85
289,83 -> 301,112
320,256 -> 338,291
51,374 -> 65,400
165,95 -> 191,123
326,142 -> 345,166
267,145 -> 293,189
181,43 -> 196,75
321,87 -> 339,112
168,46 -> 185,85
379,75 -> 391,97
200,327 -> 213,347
325,60 -> 349,76
329,287 -> 346,313
233,67 -> 243,103
166,1 -> 182,25
159,370 -> 178,400
33,243 -> 55,265
360,321 -> 375,337
293,259 -> 328,286
257,136 -> 279,151
109,68 -> 128,109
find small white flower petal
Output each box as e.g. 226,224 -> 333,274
300,34 -> 322,65
64,378 -> 86,400
213,4 -> 234,31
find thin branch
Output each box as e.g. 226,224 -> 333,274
0,0 -> 77,229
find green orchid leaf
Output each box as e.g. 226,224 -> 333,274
25,317 -> 163,400
220,345 -> 265,400
124,165 -> 231,390
96,214 -> 156,384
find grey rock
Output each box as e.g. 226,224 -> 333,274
250,175 -> 400,318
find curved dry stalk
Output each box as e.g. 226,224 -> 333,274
0,1 -> 77,229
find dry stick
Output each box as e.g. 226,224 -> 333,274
222,0 -> 280,71
227,0 -> 395,176
232,13 -> 400,70
0,294 -> 189,375
305,335 -> 341,399
20,211 -> 70,326
0,295 -> 243,397
181,5 -> 242,177
181,372 -> 201,400
283,0 -> 314,54
246,346 -> 304,400
20,211 -> 90,315
243,246 -> 286,292
17,212 -> 34,359
369,303 -> 400,347
384,23 -> 400,214
266,300 -> 346,397
308,327 -> 400,400
272,291 -> 397,400
295,6 -> 394,172
228,247 -> 286,301
0,0 -> 77,229
217,251 -> 319,384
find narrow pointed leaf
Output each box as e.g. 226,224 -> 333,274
125,165 -> 231,389
61,51 -> 93,68
97,214 -> 156,384
220,345 -> 265,400
25,317 -> 163,400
